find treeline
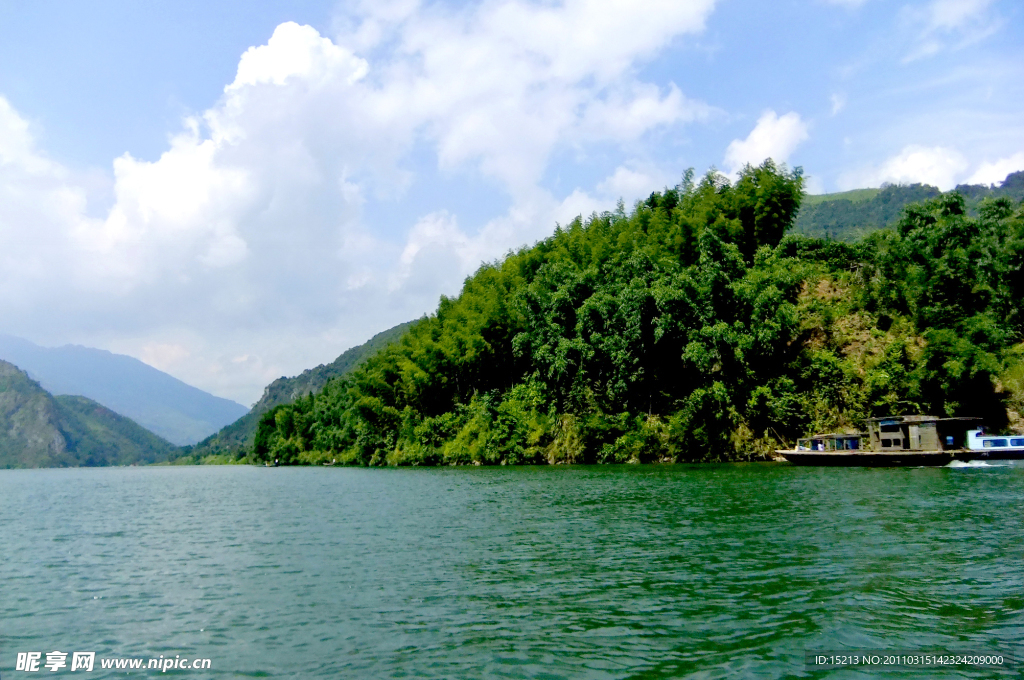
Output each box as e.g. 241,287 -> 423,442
250,161 -> 1024,466
793,183 -> 941,241
793,170 -> 1024,242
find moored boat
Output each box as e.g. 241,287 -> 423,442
777,415 -> 982,466
965,429 -> 1024,460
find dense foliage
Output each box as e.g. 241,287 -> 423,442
251,161 -> 1024,466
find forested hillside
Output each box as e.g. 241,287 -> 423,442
0,360 -> 177,468
793,171 -> 1024,241
179,321 -> 414,462
249,160 -> 1024,466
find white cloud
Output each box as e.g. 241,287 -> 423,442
597,166 -> 665,203
0,97 -> 100,302
925,0 -> 994,31
838,144 -> 969,190
0,98 -> 57,174
965,152 -> 1024,186
830,93 -> 847,116
139,342 -> 192,372
230,22 -> 368,90
0,3 -> 720,403
837,145 -> 1024,192
903,0 -> 1001,62
391,211 -> 478,294
723,110 -> 809,176
363,0 -> 719,194
823,0 -> 869,7
579,83 -> 714,142
803,175 -> 827,195
384,161 -> 679,309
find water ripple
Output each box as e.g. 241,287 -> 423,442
1,463 -> 1022,679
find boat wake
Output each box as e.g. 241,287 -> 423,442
947,460 -> 1003,468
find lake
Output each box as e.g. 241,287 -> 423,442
1,463 -> 1021,678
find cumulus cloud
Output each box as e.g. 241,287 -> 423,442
391,211 -> 479,295
723,110 -> 809,176
579,83 -> 713,143
0,2 -> 720,403
230,22 -> 369,89
838,144 -> 969,190
0,98 -> 100,303
358,0 -> 718,194
965,152 -> 1024,186
597,166 -> 672,204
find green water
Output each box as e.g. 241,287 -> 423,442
1,463 -> 1021,679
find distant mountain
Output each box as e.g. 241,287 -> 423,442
184,320 -> 415,460
794,170 -> 1024,241
0,336 -> 248,445
0,360 -> 176,468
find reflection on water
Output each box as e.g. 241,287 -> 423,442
1,463 -> 1021,679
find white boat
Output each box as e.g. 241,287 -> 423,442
966,429 -> 1024,459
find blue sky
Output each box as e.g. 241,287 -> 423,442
0,0 -> 1021,403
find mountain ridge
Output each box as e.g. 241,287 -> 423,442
794,170 -> 1024,241
0,336 -> 248,445
0,360 -> 177,468
180,320 -> 416,461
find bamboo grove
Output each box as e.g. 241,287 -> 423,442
252,160 -> 1024,465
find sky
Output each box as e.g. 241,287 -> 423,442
0,0 -> 1022,406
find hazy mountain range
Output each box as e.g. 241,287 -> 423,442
0,336 -> 248,445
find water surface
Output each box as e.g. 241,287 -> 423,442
1,463 -> 1022,678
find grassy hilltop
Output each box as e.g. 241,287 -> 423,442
793,171 -> 1024,242
243,161 -> 1024,466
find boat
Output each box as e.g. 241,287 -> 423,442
777,415 -> 984,466
965,428 -> 1024,460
